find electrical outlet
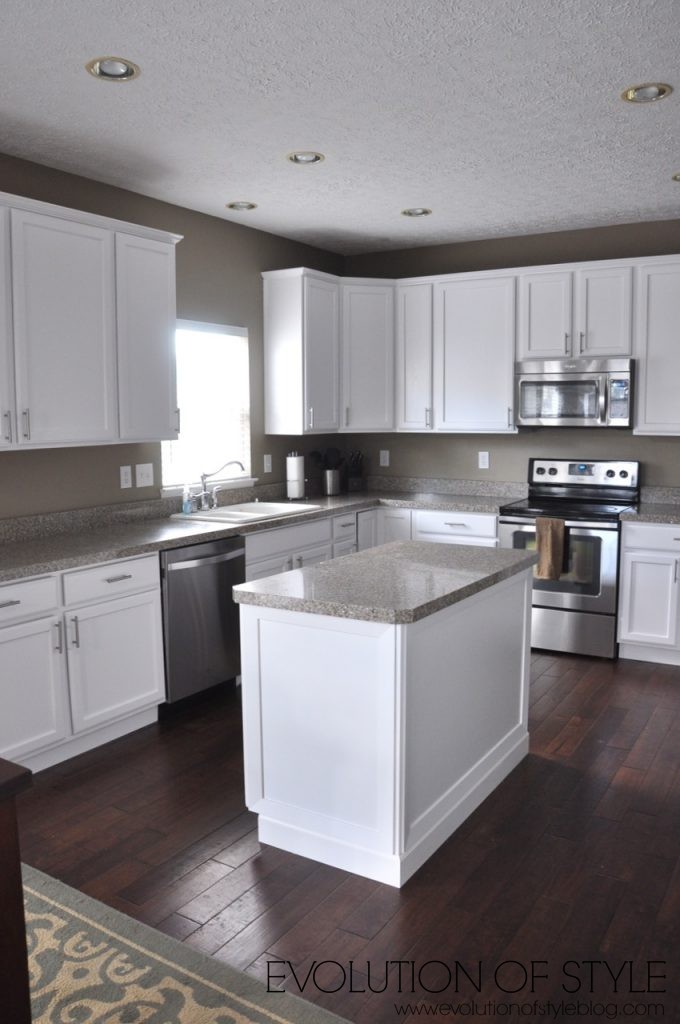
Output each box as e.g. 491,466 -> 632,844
478,451 -> 490,470
379,449 -> 390,468
263,454 -> 272,473
135,463 -> 154,488
119,465 -> 132,489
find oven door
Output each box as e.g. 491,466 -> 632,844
515,372 -> 607,427
498,517 -> 619,614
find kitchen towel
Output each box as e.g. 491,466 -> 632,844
535,517 -> 565,580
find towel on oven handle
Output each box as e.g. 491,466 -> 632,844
535,517 -> 565,580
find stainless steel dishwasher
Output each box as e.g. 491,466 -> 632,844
160,537 -> 245,702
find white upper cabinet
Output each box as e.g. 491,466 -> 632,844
518,263 -> 633,361
341,281 -> 394,431
116,234 -> 178,440
11,209 -> 118,444
395,282 -> 433,431
574,265 -> 633,357
0,208 -> 14,449
433,275 -> 516,433
634,260 -> 680,435
517,270 -> 572,359
263,268 -> 340,434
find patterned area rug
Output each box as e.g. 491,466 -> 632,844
23,864 -> 348,1024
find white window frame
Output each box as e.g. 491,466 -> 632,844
160,319 -> 257,498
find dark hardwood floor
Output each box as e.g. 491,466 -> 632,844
17,653 -> 680,1021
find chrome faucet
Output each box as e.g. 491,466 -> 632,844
199,460 -> 245,510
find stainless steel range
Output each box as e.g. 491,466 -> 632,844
498,459 -> 640,658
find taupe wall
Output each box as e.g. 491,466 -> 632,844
0,153 -> 342,518
2,150 -> 680,518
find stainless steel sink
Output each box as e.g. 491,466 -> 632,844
172,501 -> 322,524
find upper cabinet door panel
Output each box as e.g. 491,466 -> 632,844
433,276 -> 515,432
395,283 -> 433,431
635,261 -> 680,435
575,265 -> 633,357
0,208 -> 14,449
342,283 -> 394,431
303,275 -> 340,432
11,210 -> 117,444
116,234 -> 177,440
517,271 -> 572,359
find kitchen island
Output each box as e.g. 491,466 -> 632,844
233,541 -> 537,887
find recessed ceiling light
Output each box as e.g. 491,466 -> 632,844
672,173 -> 680,182
287,151 -> 325,164
621,82 -> 672,103
401,207 -> 432,217
86,56 -> 140,81
226,201 -> 257,211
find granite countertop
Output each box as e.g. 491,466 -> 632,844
620,503 -> 680,525
0,492 -> 506,583
233,540 -> 537,624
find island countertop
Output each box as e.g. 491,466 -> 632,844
233,540 -> 537,624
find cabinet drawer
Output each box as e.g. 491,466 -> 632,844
332,512 -> 357,541
412,509 -> 497,540
63,555 -> 160,606
245,518 -> 332,562
0,576 -> 59,625
623,523 -> 680,552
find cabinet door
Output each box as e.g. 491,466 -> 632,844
66,591 -> 165,734
395,282 -> 433,430
378,508 -> 412,544
517,271 -> 573,359
116,234 -> 178,440
341,283 -> 394,430
332,538 -> 357,558
246,552 -> 296,581
0,616 -> 70,761
304,275 -> 340,432
619,551 -> 679,646
11,210 -> 117,444
433,277 -> 515,432
294,542 -> 333,568
574,265 -> 633,357
357,509 -> 379,551
0,208 -> 15,449
634,262 -> 680,435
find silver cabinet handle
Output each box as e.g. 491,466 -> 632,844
71,615 -> 80,648
175,407 -> 181,432
308,406 -> 314,430
345,406 -> 350,427
579,331 -> 585,354
339,521 -> 355,528
55,620 -> 63,654
22,409 -> 30,440
675,560 -> 679,584
104,573 -> 133,584
507,406 -> 513,428
296,555 -> 303,567
425,407 -> 432,428
444,522 -> 467,528
564,332 -> 570,354
0,598 -> 21,609
3,411 -> 12,443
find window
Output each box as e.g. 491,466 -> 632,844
162,320 -> 251,490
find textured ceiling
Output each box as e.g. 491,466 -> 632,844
0,0 -> 679,253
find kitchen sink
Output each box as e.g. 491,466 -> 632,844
172,501 -> 322,524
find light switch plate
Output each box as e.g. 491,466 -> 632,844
379,449 -> 390,467
135,463 -> 154,488
119,465 -> 132,489
263,454 -> 272,473
478,451 -> 490,470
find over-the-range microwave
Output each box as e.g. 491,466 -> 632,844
515,358 -> 633,428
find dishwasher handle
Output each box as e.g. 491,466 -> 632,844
166,548 -> 245,572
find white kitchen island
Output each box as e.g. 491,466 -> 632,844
233,541 -> 536,887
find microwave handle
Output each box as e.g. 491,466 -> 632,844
598,374 -> 608,425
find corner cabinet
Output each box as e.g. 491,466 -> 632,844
340,281 -> 394,431
634,260 -> 680,435
0,190 -> 181,448
263,268 -> 340,434
618,522 -> 680,665
433,275 -> 516,432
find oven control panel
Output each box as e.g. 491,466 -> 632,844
530,459 -> 638,487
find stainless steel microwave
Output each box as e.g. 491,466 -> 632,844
515,358 -> 633,428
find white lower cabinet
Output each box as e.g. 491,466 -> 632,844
0,554 -> 165,769
0,616 -> 70,762
618,523 -> 680,664
378,508 -> 412,544
412,510 -> 497,547
245,519 -> 334,581
357,509 -> 380,551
